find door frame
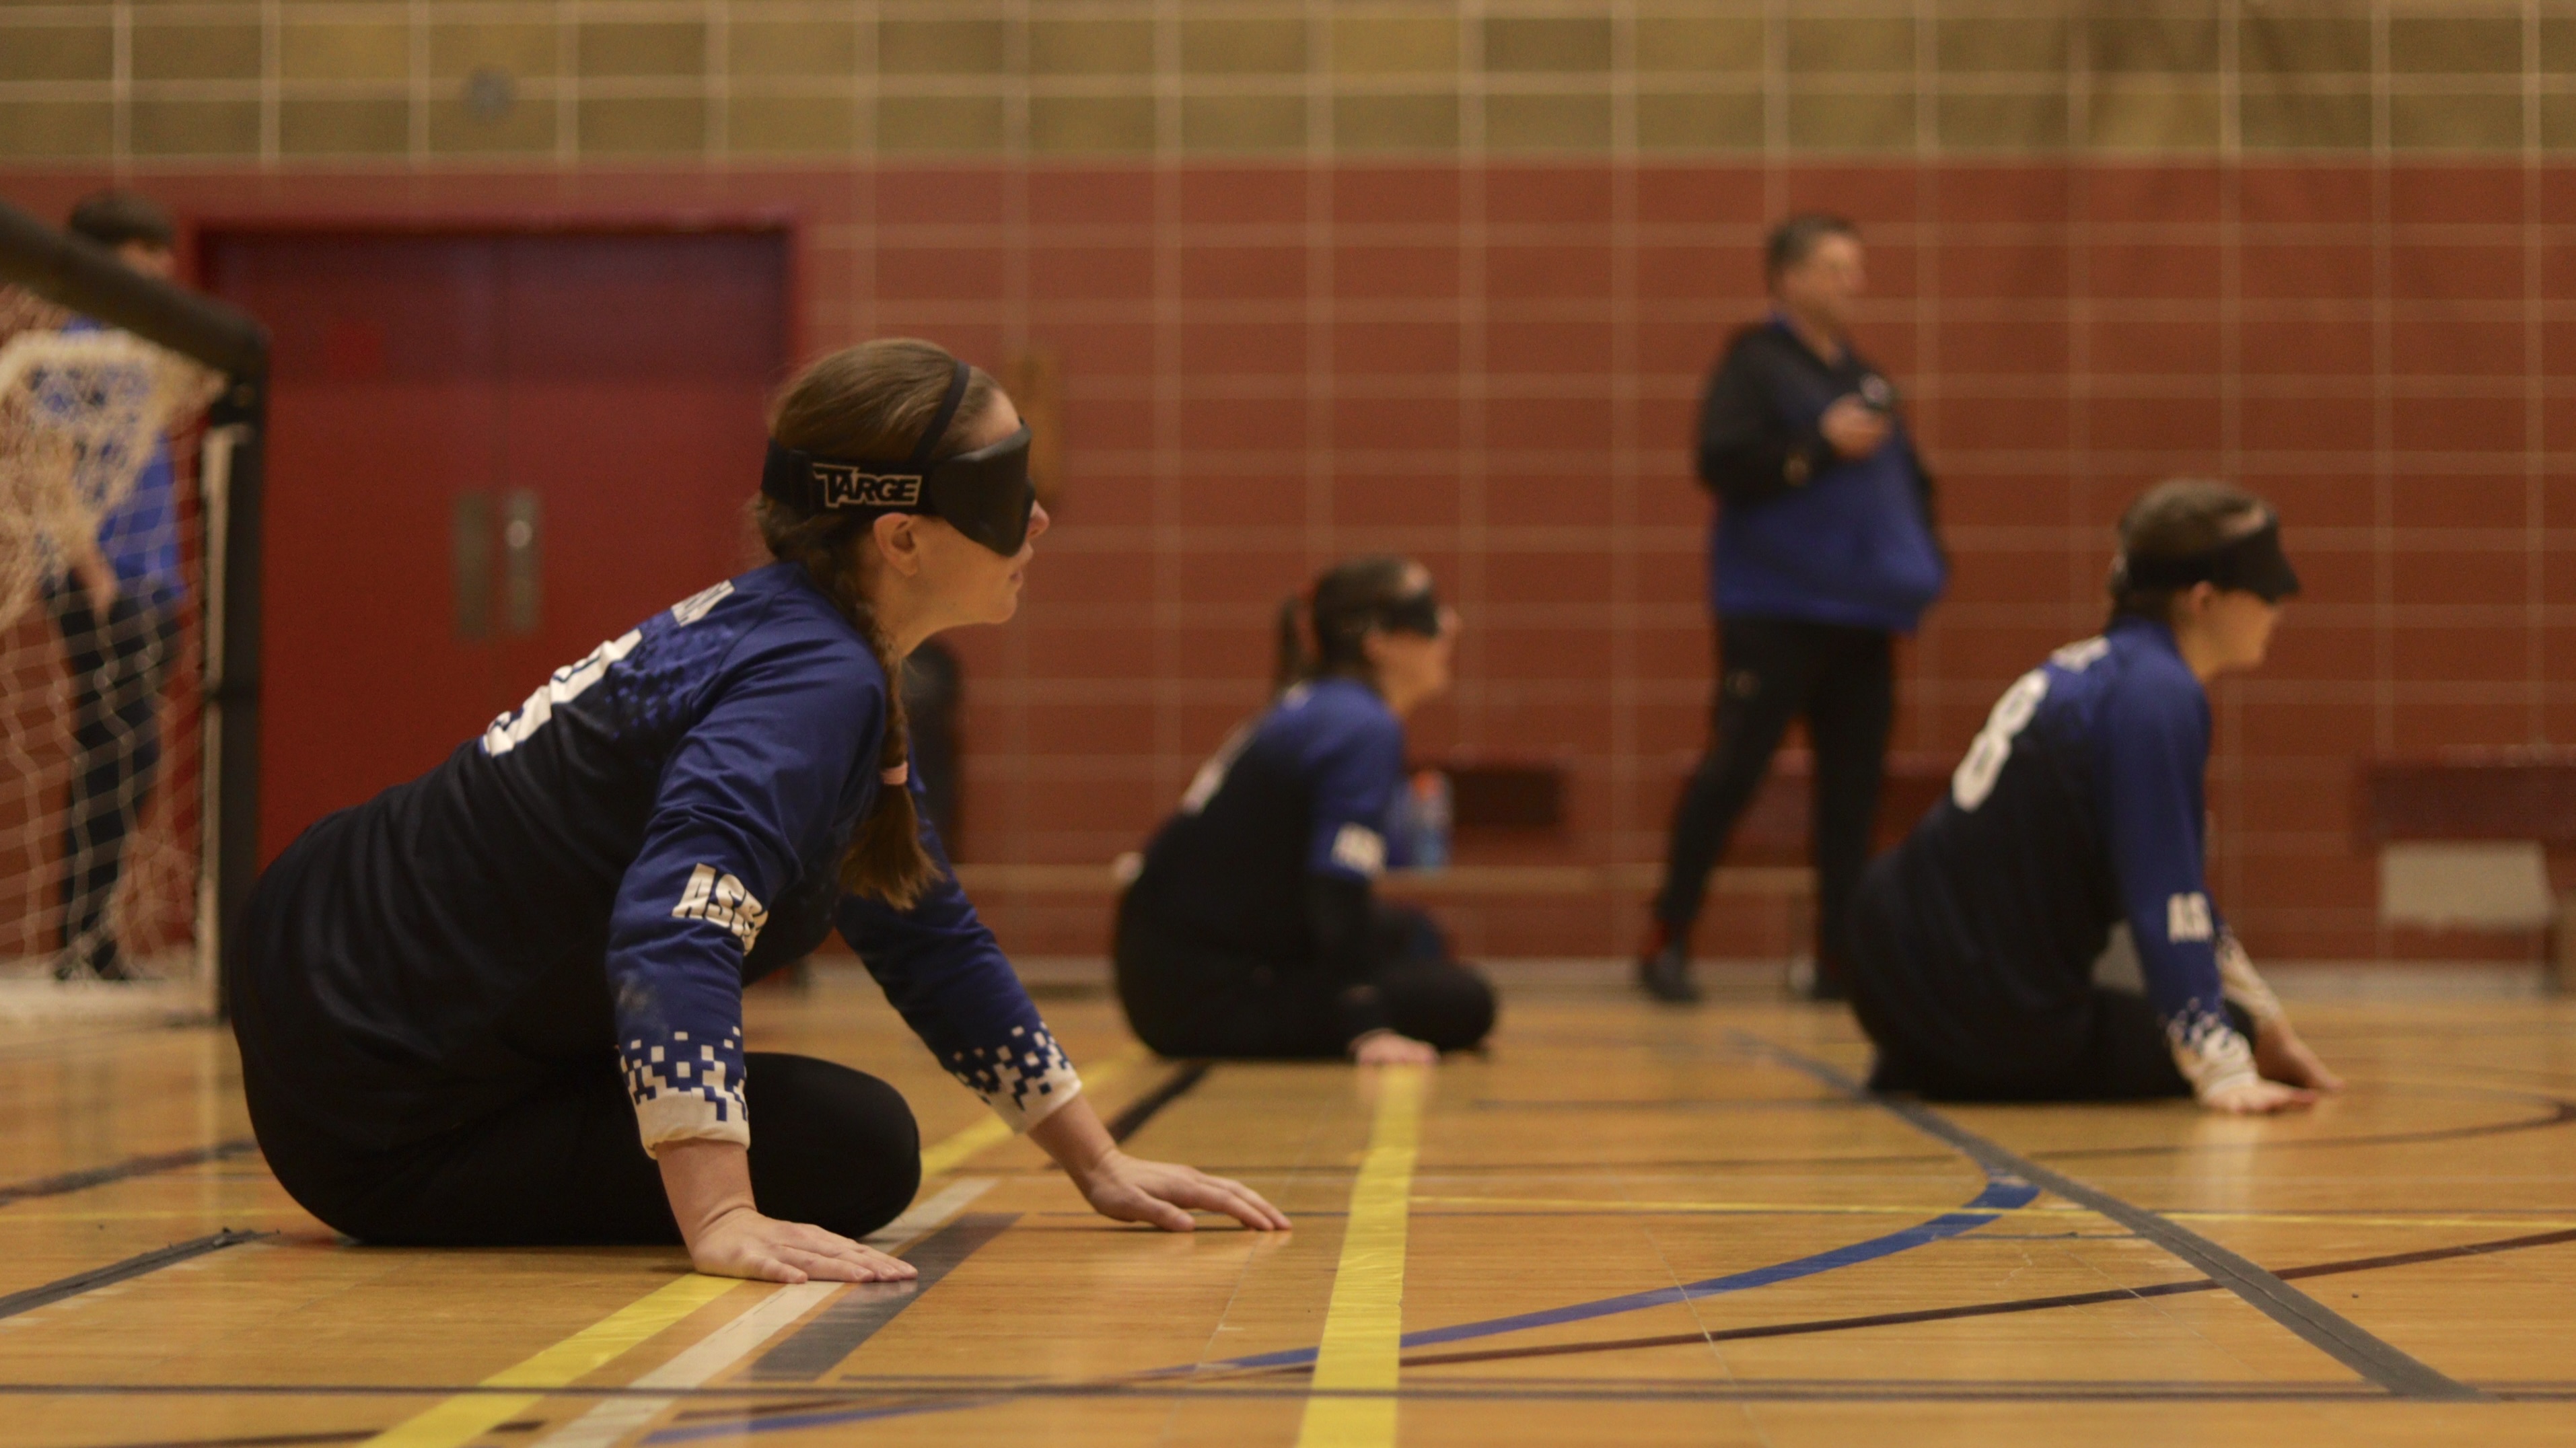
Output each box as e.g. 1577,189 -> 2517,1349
194,215 -> 805,860
188,212 -> 809,369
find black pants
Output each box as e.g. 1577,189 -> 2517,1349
1653,617 -> 1894,976
1855,988 -> 2244,1102
48,588 -> 179,975
1840,872 -> 2256,1102
1115,902 -> 1497,1059
243,1052 -> 921,1245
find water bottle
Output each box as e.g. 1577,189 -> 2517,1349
1406,769 -> 1452,870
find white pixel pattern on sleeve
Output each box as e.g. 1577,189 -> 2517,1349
945,1024 -> 1083,1133
2166,1004 -> 2258,1102
624,1024 -> 750,1155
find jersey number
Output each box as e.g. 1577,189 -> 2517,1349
1951,669 -> 2049,812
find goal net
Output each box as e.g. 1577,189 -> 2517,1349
0,283 -> 222,1017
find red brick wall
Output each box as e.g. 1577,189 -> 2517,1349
7,159 -> 2560,962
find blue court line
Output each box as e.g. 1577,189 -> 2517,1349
642,1171 -> 2038,1441
1209,1171 -> 2038,1369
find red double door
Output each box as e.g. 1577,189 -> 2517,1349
202,230 -> 791,859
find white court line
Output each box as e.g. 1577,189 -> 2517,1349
531,1178 -> 996,1448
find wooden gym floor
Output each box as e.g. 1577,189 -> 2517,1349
1,966 -> 2571,1447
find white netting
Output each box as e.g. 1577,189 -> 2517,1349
0,285 -> 219,990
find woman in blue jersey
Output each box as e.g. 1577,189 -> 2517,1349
1843,479 -> 2340,1114
231,339 -> 1286,1285
1115,557 -> 1497,1066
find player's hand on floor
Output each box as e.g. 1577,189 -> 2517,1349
686,1205 -> 919,1284
2253,1022 -> 2345,1093
1351,1029 -> 1439,1066
2202,1077 -> 2318,1116
1075,1149 -> 1291,1233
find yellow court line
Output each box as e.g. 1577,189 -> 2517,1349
1297,1064 -> 1427,1448
361,1272 -> 739,1448
1406,1195 -> 2576,1234
917,1046 -> 1144,1179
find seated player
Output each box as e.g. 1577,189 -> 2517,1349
1843,479 -> 2342,1114
1114,557 -> 1497,1066
229,339 -> 1286,1284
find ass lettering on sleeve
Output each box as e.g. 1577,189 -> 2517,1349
2166,891 -> 2215,943
672,863 -> 771,949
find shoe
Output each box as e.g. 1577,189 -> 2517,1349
1637,929 -> 1701,1005
53,935 -> 135,982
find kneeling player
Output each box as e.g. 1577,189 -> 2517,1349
1115,557 -> 1497,1066
1844,479 -> 2342,1114
230,340 -> 1285,1284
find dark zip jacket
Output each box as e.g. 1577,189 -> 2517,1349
1696,317 -> 1946,632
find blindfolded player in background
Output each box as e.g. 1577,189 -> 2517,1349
230,338 -> 1285,1282
1839,479 -> 2342,1114
1114,557 -> 1497,1066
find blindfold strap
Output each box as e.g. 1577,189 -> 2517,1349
1379,589 -> 1444,637
906,359 -> 973,472
2118,517 -> 2299,600
759,357 -> 976,515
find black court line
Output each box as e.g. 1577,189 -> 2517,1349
0,1230 -> 269,1322
14,1375 -> 2575,1427
739,1213 -> 1018,1382
1741,1034 -> 2488,1403
1395,1225 -> 2576,1371
0,1139 -> 259,1208
1105,1061 -> 1211,1143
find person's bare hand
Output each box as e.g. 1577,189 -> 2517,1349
1351,1029 -> 1438,1066
71,549 -> 117,610
2202,1077 -> 2318,1116
686,1204 -> 917,1285
1074,1149 -> 1291,1233
1819,396 -> 1893,460
2254,1021 -> 2344,1093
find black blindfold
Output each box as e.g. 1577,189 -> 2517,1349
2117,515 -> 2301,604
1378,587 -> 1445,638
760,359 -> 1036,556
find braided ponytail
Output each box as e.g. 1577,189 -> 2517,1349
760,338 -> 997,910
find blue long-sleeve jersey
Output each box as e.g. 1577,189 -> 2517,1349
1124,676 -> 1407,963
231,561 -> 1078,1155
1859,616 -> 2250,1087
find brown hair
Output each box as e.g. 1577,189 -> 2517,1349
758,338 -> 999,910
67,190 -> 174,250
2109,477 -> 2270,626
1764,212 -> 1859,285
1274,554 -> 1422,695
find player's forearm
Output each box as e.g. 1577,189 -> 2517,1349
1026,1093 -> 1117,1186
657,1138 -> 760,1246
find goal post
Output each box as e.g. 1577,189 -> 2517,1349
0,194 -> 268,1019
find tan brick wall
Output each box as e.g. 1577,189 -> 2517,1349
12,3 -> 2576,166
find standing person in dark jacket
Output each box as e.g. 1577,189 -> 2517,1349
1116,557 -> 1496,1065
48,190 -> 190,981
231,339 -> 1285,1281
1639,213 -> 1947,1004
